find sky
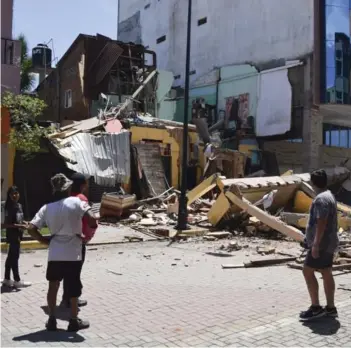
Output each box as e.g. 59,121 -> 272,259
13,0 -> 118,82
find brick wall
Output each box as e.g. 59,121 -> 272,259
59,39 -> 88,121
37,71 -> 59,121
37,38 -> 89,123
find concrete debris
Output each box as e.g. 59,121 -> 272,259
97,166 -> 350,254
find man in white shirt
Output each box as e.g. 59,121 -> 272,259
28,174 -> 99,332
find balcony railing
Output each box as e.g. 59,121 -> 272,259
1,38 -> 15,65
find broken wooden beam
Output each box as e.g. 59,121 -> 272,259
225,191 -> 305,242
222,256 -> 297,269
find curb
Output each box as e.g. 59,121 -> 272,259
0,238 -> 165,252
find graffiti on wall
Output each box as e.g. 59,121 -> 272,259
225,93 -> 249,129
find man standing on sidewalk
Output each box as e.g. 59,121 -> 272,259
300,169 -> 339,321
61,173 -> 97,308
27,174 -> 99,332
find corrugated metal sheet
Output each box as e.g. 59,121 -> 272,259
56,131 -> 130,186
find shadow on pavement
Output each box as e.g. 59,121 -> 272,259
13,329 -> 85,343
302,317 -> 341,335
41,306 -> 71,321
1,285 -> 21,294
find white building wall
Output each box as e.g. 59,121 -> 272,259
118,0 -> 314,84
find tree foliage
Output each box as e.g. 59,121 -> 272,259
17,33 -> 36,93
1,92 -> 49,153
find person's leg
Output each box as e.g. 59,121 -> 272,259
63,245 -> 87,308
303,266 -> 319,306
319,252 -> 338,317
61,277 -> 70,306
321,268 -> 335,307
4,243 -> 13,285
45,262 -> 63,331
47,280 -> 60,316
299,251 -> 325,321
11,242 -> 31,288
11,242 -> 21,282
66,261 -> 89,332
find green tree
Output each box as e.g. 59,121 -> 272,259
1,91 -> 49,153
17,33 -> 35,93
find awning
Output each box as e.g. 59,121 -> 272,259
320,104 -> 351,128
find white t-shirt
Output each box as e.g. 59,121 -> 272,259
31,197 -> 91,262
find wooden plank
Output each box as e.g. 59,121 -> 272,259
186,173 -> 219,206
207,192 -> 231,226
225,191 -> 305,242
222,264 -> 246,269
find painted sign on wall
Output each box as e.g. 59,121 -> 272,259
225,93 -> 249,129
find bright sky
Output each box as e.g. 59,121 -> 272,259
13,0 -> 118,67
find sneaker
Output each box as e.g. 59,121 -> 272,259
45,316 -> 57,331
325,306 -> 338,318
299,305 -> 325,321
2,279 -> 14,287
13,281 -> 32,288
67,318 -> 90,332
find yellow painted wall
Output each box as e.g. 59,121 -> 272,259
130,126 -> 202,189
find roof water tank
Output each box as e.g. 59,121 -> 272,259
32,44 -> 52,69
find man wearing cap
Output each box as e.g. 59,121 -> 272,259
27,173 -> 99,332
61,172 -> 97,308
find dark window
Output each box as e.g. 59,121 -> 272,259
174,74 -> 181,80
198,17 -> 207,26
144,3 -> 150,9
335,50 -> 342,59
156,35 -> 166,44
336,61 -> 342,76
189,70 -> 196,75
336,91 -> 342,99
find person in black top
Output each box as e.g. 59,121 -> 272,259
1,186 -> 31,288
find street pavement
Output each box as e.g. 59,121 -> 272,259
1,238 -> 351,347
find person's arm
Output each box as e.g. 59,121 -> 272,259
312,199 -> 329,258
76,199 -> 99,229
27,206 -> 50,245
84,210 -> 99,229
1,207 -> 27,229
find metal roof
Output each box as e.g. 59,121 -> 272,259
56,131 -> 130,186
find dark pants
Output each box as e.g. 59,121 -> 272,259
4,241 -> 21,282
304,249 -> 334,269
62,243 -> 86,301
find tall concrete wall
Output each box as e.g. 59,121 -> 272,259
119,0 -> 314,83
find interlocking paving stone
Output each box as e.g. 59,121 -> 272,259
1,240 -> 351,347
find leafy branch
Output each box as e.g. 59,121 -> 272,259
1,92 -> 50,153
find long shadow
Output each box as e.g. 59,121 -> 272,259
13,329 -> 85,343
302,317 -> 341,336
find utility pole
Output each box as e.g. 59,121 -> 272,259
176,0 -> 192,231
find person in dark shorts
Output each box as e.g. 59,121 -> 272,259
61,173 -> 97,308
1,186 -> 31,288
27,174 -> 99,332
300,169 -> 339,321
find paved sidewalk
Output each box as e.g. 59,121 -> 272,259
1,240 -> 351,347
